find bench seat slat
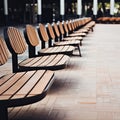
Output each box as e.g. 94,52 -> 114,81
0,70 -> 54,100
41,47 -> 55,53
19,54 -> 69,69
0,37 -> 10,65
54,46 -> 70,53
20,57 -> 43,66
0,72 -> 28,95
19,56 -> 48,66
33,54 -> 69,67
48,54 -> 69,66
28,70 -> 54,95
0,74 -> 15,86
63,36 -> 82,40
19,57 -> 38,65
39,46 -> 60,53
54,40 -> 80,46
7,27 -> 27,54
56,55 -> 69,66
2,71 -> 37,96
39,46 -> 74,54
52,46 -> 64,52
45,46 -> 61,53
61,46 -> 75,52
40,46 -> 69,53
38,55 -> 57,66
11,70 -> 46,98
69,33 -> 86,37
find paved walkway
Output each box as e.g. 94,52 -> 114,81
1,24 -> 120,120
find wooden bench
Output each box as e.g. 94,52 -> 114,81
57,21 -> 83,41
65,19 -> 96,38
66,20 -> 87,37
62,21 -> 85,46
63,20 -> 86,37
51,22 -> 82,57
38,24 -> 75,55
0,37 -> 54,120
25,25 -> 74,61
71,18 -> 95,34
4,27 -> 69,72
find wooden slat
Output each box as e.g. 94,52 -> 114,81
2,71 -> 36,97
0,73 -> 15,86
28,56 -> 51,67
7,27 -> 27,54
67,46 -> 75,51
47,54 -> 67,66
53,47 -> 65,53
46,54 -> 63,66
56,54 -> 70,66
28,70 -> 53,95
0,37 -> 9,65
26,25 -> 40,46
63,36 -> 82,41
11,70 -> 46,98
63,22 -> 69,33
19,57 -> 41,66
38,48 -> 50,53
43,47 -> 59,53
0,70 -> 54,100
20,57 -> 43,66
67,21 -> 72,31
0,95 -> 12,100
54,46 -> 67,52
61,45 -> 73,52
21,54 -> 69,69
47,23 -> 55,39
39,46 -> 75,54
46,47 -> 61,53
76,28 -> 88,33
40,46 -> 63,53
38,55 -> 57,66
58,22 -> 65,35
70,22 -> 75,31
19,56 -> 48,67
0,72 -> 28,95
70,33 -> 86,37
31,56 -> 53,66
53,23 -> 60,37
54,40 -> 80,46
39,24 -> 49,42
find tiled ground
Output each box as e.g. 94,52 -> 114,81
1,24 -> 120,120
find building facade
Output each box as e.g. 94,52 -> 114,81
0,0 -> 120,26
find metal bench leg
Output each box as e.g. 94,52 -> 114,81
80,40 -> 82,46
77,45 -> 82,57
0,106 -> 8,120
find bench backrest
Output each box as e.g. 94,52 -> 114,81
6,27 -> 27,54
38,24 -> 49,42
63,21 -> 69,33
67,21 -> 72,32
47,23 -> 55,39
4,27 -> 27,72
0,37 -> 9,65
70,21 -> 75,31
52,23 -> 60,37
24,24 -> 41,57
25,25 -> 40,47
58,22 -> 65,35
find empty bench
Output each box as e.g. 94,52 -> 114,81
4,27 -> 69,72
0,37 -> 54,120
